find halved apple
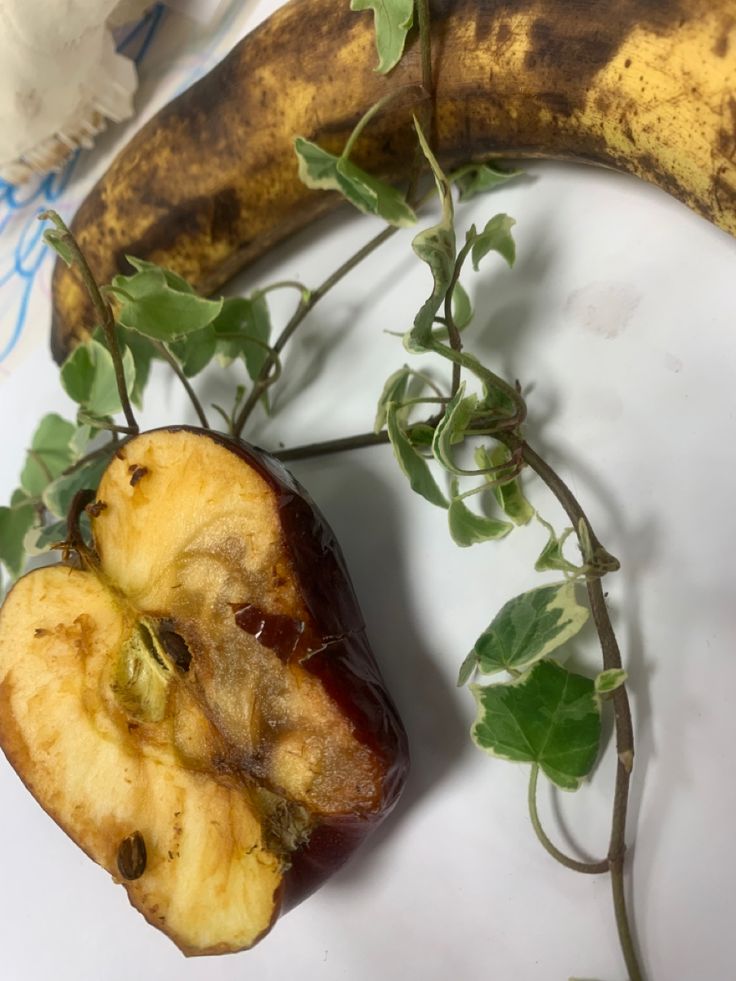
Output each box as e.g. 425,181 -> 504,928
0,428 -> 408,955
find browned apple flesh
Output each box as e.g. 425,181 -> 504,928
0,428 -> 408,955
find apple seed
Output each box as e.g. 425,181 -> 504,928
117,831 -> 147,880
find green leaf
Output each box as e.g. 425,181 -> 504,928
448,483 -> 513,548
243,294 -> 272,382
24,519 -> 69,557
117,326 -> 156,408
452,162 -> 522,202
431,383 -> 479,475
405,120 -> 456,353
294,138 -> 416,227
169,325 -> 217,378
374,366 -> 411,433
595,669 -> 628,695
76,410 -> 116,432
0,490 -> 36,578
534,516 -> 579,574
350,0 -> 414,73
43,228 -> 75,267
69,424 -> 93,458
406,422 -> 435,446
213,296 -> 272,382
451,281 -> 473,330
20,414 -> 77,497
42,453 -> 112,520
111,267 -> 223,341
61,339 -> 136,418
338,156 -> 417,226
475,444 -> 534,526
471,659 -> 602,790
472,214 -> 516,271
387,402 -> 448,509
124,256 -> 194,294
467,582 -> 589,677
457,648 -> 479,687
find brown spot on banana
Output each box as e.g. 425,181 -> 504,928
51,0 -> 736,362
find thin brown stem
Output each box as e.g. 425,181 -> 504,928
85,421 -> 137,436
444,242 -> 473,397
39,211 -> 138,435
152,341 -> 210,429
62,441 -> 117,475
502,436 -> 642,981
256,280 -> 308,298
274,431 -> 389,462
232,224 -> 398,438
342,85 -> 425,161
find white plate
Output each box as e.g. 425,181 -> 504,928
1,3 -> 735,979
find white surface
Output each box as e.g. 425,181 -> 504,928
1,3 -> 736,980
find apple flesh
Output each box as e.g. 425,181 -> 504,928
0,428 -> 408,955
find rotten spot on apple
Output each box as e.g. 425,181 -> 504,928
0,428 -> 408,955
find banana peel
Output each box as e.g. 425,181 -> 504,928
50,0 -> 736,360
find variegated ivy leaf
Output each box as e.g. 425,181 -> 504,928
0,490 -> 36,578
374,366 -> 412,433
431,284 -> 473,343
534,516 -> 579,574
451,281 -> 473,329
97,325 -> 157,410
595,669 -> 628,695
42,453 -> 113,521
213,296 -> 272,384
431,383 -> 479,474
23,520 -> 69,557
294,138 -> 416,227
448,479 -> 512,548
61,339 -> 136,418
69,424 -> 93,459
169,325 -> 217,378
124,256 -> 194,295
350,0 -> 414,74
387,402 -> 448,509
475,444 -> 534,526
463,581 -> 589,679
471,659 -> 602,791
471,214 -> 516,271
405,119 -> 456,353
111,266 -> 223,340
452,162 -> 522,202
19,414 -> 77,497
407,423 -> 435,446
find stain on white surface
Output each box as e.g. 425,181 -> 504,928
564,282 -> 641,339
663,351 -> 684,373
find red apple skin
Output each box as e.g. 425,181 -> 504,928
200,429 -> 410,908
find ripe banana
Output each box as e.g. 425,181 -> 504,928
51,0 -> 736,360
